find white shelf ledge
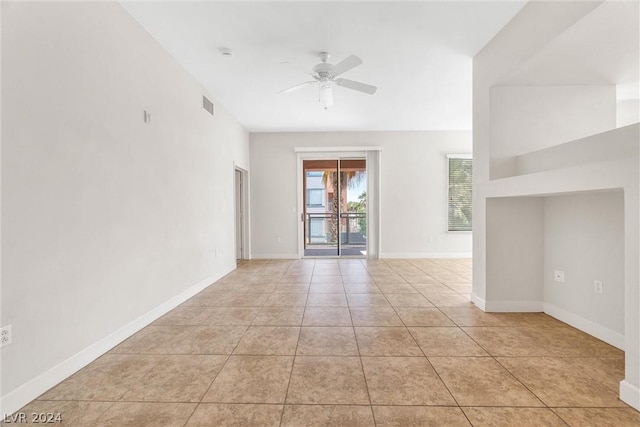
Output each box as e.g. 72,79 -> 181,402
482,124 -> 639,199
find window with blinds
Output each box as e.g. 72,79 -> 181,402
448,157 -> 472,232
306,189 -> 325,207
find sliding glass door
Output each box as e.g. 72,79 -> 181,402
303,159 -> 366,257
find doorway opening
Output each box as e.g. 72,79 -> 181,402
302,159 -> 367,257
234,167 -> 248,262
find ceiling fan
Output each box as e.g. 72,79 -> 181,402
279,52 -> 377,109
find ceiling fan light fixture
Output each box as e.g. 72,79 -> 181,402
319,82 -> 333,109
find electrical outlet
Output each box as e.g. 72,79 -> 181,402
594,280 -> 603,294
1,325 -> 12,348
553,270 -> 565,283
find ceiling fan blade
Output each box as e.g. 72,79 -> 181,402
335,78 -> 377,95
278,81 -> 316,94
331,55 -> 363,76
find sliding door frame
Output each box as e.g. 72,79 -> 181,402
295,146 -> 382,259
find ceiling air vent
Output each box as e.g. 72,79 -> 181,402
202,95 -> 214,116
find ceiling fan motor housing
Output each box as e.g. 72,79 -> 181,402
312,63 -> 334,80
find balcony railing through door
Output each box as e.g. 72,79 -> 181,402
304,212 -> 366,256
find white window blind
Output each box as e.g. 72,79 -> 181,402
448,157 -> 472,232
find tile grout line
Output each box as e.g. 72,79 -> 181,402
345,269 -> 377,426
383,282 -> 469,422
423,271 -> 557,414
278,259 -> 314,427
391,261 -> 478,425
456,317 -> 575,412
189,260 -> 283,422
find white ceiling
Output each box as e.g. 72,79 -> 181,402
120,1 -> 527,132
502,0 -> 640,99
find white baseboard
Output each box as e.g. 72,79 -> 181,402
484,300 -> 544,312
380,252 -> 472,259
543,302 -> 625,350
252,252 -> 473,260
251,253 -> 298,259
471,293 -> 486,310
620,380 -> 640,411
0,266 -> 234,416
470,294 -> 543,312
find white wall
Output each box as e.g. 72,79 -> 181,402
490,85 -> 616,179
544,192 -> 625,344
249,131 -> 472,259
485,197 -> 544,311
617,100 -> 640,128
1,1 -> 249,412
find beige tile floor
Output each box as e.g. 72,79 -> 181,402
7,258 -> 640,426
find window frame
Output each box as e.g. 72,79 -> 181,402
306,188 -> 326,208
